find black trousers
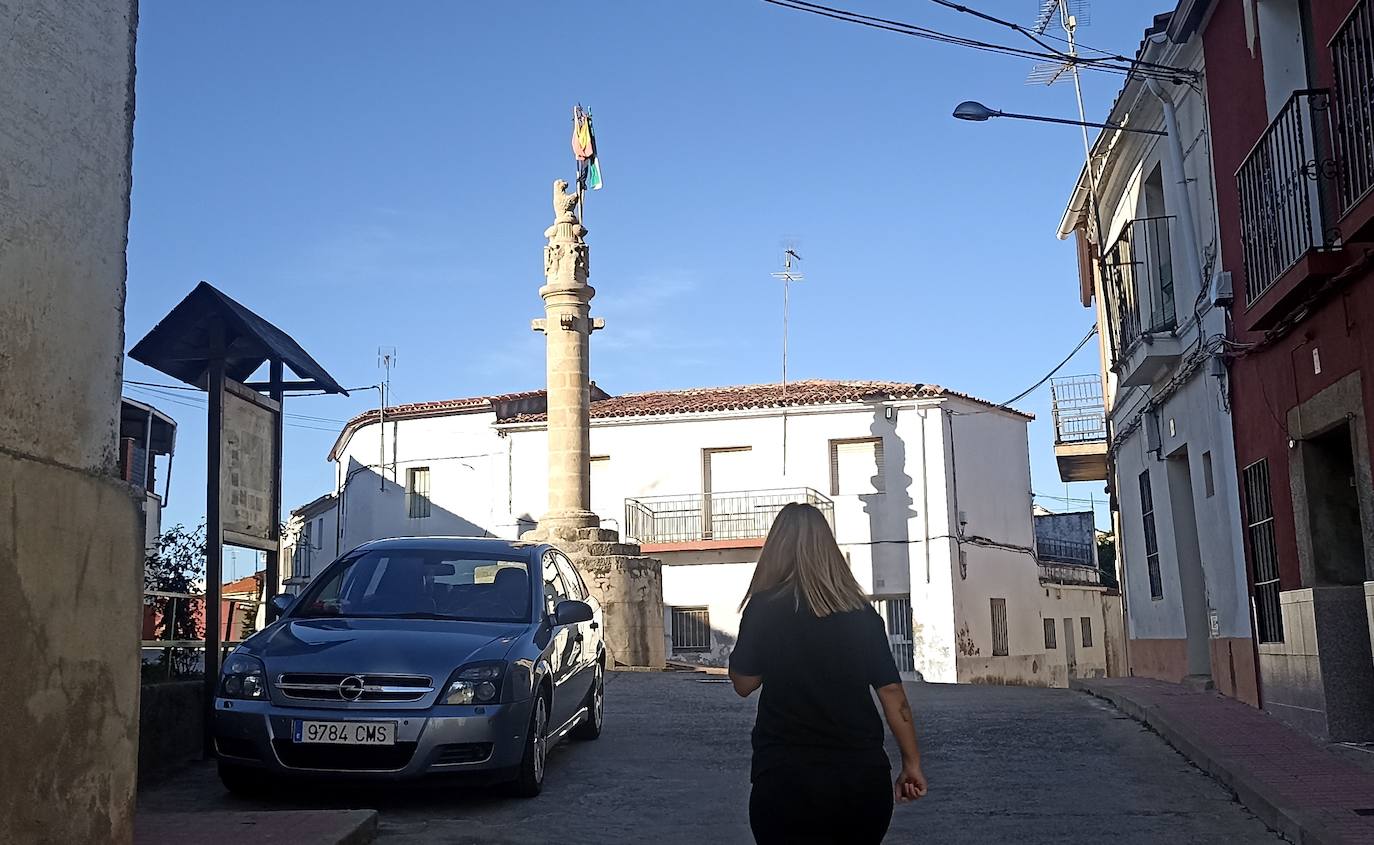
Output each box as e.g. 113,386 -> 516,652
749,763 -> 894,844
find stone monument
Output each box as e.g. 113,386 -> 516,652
525,179 -> 665,668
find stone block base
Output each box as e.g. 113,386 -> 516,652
524,525 -> 665,668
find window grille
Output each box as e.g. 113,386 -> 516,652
671,607 -> 711,652
1243,459 -> 1284,643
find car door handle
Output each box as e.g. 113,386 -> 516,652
575,633 -> 585,643
590,622 -> 599,630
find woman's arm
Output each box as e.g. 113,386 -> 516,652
729,670 -> 762,698
876,683 -> 928,801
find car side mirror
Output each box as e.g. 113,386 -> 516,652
269,594 -> 294,617
553,599 -> 593,626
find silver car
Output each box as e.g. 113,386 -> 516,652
212,537 -> 605,797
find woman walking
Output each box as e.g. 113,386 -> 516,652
729,502 -> 928,844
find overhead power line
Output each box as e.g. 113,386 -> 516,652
921,0 -> 1195,78
999,325 -> 1098,407
761,0 -> 1187,81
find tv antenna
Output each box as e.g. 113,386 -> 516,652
770,241 -> 805,396
1027,0 -> 1098,220
377,346 -> 397,489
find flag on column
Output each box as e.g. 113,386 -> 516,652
572,105 -> 603,191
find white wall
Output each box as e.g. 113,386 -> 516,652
334,410 -> 517,551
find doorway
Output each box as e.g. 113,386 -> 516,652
1062,617 -> 1078,679
1166,449 -> 1213,678
701,447 -> 752,540
1301,422 -> 1365,586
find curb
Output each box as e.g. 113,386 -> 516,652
135,810 -> 380,845
1072,681 -> 1336,845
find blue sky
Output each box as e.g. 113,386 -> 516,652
124,1 -> 1158,577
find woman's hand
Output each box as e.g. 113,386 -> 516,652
894,761 -> 928,802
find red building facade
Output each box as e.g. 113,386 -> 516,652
1202,0 -> 1374,740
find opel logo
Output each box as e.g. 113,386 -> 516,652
338,675 -> 366,701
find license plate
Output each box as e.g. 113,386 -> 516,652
292,720 -> 396,745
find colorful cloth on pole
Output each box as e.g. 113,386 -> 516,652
572,105 -> 603,191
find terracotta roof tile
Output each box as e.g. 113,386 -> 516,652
222,571 -> 263,596
507,380 -> 1032,423
329,379 -> 1031,458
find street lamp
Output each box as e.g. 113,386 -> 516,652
952,100 -> 1166,136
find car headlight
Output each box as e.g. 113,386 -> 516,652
219,653 -> 267,700
444,662 -> 505,705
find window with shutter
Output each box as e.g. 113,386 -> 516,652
990,598 -> 1009,656
829,438 -> 885,496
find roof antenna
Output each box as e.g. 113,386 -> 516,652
771,239 -> 805,477
377,346 -> 397,490
770,240 -> 805,397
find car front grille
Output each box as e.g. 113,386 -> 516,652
433,743 -> 494,765
273,739 -> 418,772
275,673 -> 434,703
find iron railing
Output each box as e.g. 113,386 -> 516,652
1050,375 -> 1106,445
1037,538 -> 1095,567
1333,1 -> 1374,215
1236,89 -> 1341,306
1038,562 -> 1102,587
141,590 -> 263,680
1103,215 -> 1177,362
625,487 -> 834,544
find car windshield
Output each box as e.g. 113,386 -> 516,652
293,549 -> 531,623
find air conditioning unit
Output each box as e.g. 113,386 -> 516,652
1210,271 -> 1234,308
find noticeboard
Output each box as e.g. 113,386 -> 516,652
220,378 -> 280,551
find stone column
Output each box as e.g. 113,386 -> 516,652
534,179 -> 600,535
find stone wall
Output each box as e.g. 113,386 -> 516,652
0,1 -> 142,842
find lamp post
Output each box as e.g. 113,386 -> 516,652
952,100 -> 1166,136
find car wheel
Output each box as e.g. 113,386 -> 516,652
571,661 -> 603,741
510,691 -> 549,797
217,759 -> 268,798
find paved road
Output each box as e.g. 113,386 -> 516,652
140,672 -> 1282,843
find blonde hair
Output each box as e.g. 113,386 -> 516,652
741,502 -> 869,617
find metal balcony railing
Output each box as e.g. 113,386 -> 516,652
1103,215 -> 1176,362
1050,375 -> 1106,445
1333,1 -> 1374,215
1038,562 -> 1102,587
625,487 -> 834,545
1037,538 -> 1095,567
1236,89 -> 1341,306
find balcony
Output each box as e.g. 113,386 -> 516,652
624,487 -> 834,551
1103,216 -> 1184,388
1236,89 -> 1344,329
1037,538 -> 1101,587
1333,1 -> 1374,241
1038,562 -> 1103,587
1051,375 -> 1108,482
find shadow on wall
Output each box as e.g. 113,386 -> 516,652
338,458 -> 494,550
666,626 -> 738,668
862,407 -> 917,659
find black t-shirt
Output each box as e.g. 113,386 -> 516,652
729,585 -> 902,781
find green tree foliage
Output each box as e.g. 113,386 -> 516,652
1097,533 -> 1118,588
143,523 -> 207,681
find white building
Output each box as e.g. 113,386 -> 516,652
281,492 -> 339,594
311,379 -> 1120,686
1053,10 -> 1257,703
